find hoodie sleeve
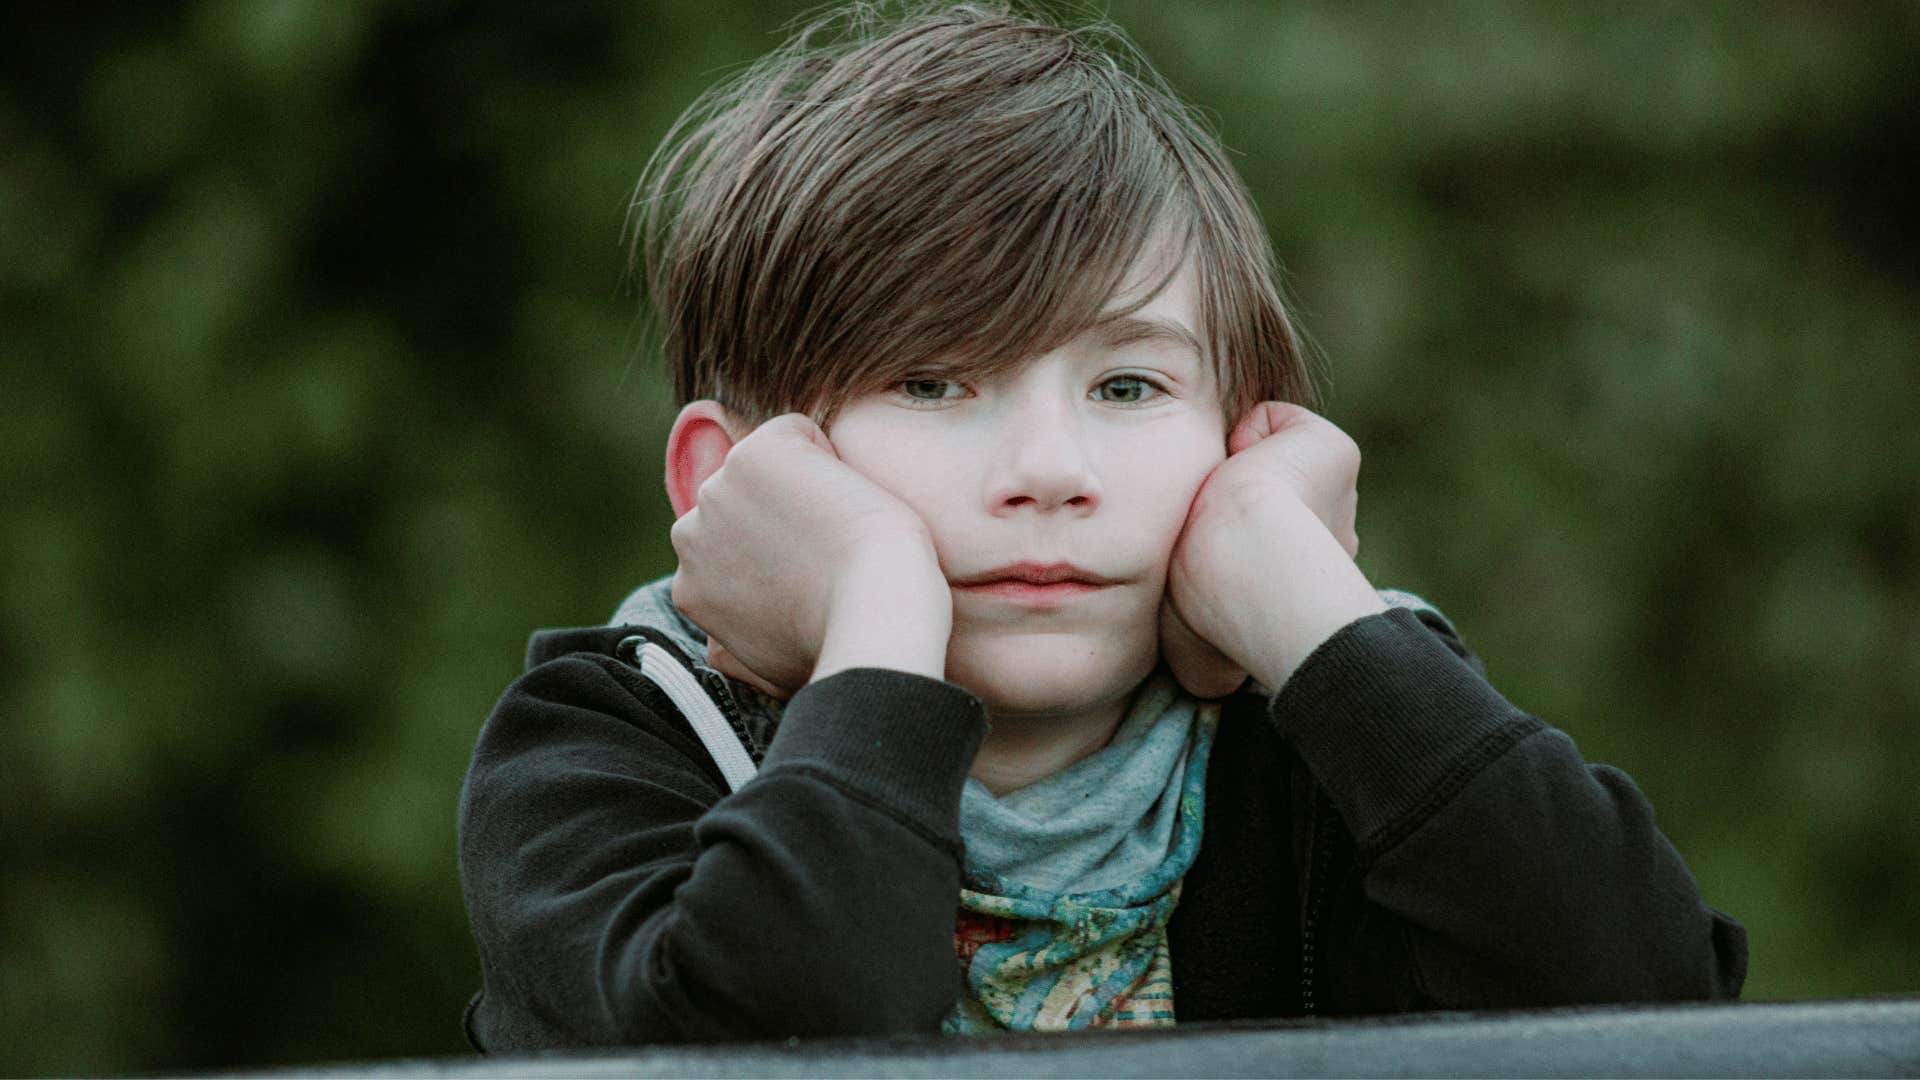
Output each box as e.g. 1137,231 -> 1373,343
1269,606 -> 1748,1009
458,646 -> 986,1049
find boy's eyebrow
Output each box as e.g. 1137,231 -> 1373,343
1089,315 -> 1204,360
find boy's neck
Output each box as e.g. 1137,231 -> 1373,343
968,696 -> 1128,797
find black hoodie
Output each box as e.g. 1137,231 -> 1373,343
456,582 -> 1746,1050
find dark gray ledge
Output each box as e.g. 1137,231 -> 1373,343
244,996 -> 1920,1079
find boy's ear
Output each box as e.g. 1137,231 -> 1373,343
665,400 -> 750,519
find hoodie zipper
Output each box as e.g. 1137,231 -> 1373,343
1299,790 -> 1342,1015
693,664 -> 764,765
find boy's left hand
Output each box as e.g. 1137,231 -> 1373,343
1160,402 -> 1386,696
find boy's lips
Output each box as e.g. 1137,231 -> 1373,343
949,562 -> 1118,606
948,562 -> 1118,587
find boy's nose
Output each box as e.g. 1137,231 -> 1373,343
984,418 -> 1102,516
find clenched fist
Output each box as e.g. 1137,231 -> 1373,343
1160,402 -> 1385,696
669,413 -> 952,698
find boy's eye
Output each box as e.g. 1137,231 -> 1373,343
900,378 -> 964,402
1092,375 -> 1160,404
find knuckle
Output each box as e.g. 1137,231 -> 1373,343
728,430 -> 766,462
668,511 -> 697,549
670,571 -> 703,616
763,413 -> 809,441
1332,432 -> 1362,475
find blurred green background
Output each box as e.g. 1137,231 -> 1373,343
2,0 -> 1915,1073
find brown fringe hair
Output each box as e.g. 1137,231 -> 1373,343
633,2 -> 1311,427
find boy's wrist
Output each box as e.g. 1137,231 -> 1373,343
811,553 -> 952,684
1229,500 -> 1387,689
812,627 -> 948,682
1244,580 -> 1387,690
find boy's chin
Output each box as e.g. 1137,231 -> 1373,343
945,632 -> 1157,720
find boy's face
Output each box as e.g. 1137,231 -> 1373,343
827,252 -> 1227,720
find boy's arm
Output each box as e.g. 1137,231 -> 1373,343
461,413 -> 967,1048
1169,402 -> 1745,1008
1271,606 -> 1748,1008
458,643 -> 985,1048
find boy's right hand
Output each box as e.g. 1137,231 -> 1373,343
669,413 -> 952,699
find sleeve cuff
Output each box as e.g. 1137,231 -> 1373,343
760,668 -> 988,846
1268,607 -> 1543,853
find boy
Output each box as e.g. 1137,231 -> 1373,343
457,2 -> 1745,1050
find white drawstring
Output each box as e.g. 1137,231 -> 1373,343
636,641 -> 759,794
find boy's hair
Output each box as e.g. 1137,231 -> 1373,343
634,1 -> 1310,427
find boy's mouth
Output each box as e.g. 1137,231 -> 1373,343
949,562 -> 1117,606
948,562 -> 1117,587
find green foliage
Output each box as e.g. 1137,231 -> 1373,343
2,0 -> 1915,1072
